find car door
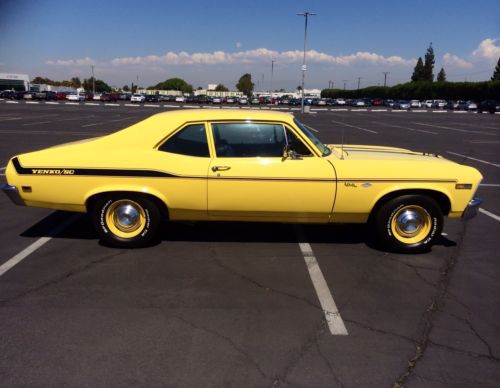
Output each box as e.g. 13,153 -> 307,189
207,121 -> 336,222
153,122 -> 211,220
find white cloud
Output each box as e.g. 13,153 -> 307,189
443,53 -> 474,68
110,48 -> 416,67
236,42 -> 242,48
46,57 -> 96,66
472,38 -> 500,60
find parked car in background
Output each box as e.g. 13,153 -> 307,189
23,91 -> 36,100
424,100 -> 433,108
93,93 -> 102,101
410,100 -> 421,108
130,94 -> 146,103
335,98 -> 346,106
393,100 -> 411,110
238,97 -> 248,105
466,101 -> 477,111
431,100 -> 447,109
211,96 -> 222,104
45,91 -> 57,101
1,90 -> 17,99
478,100 -> 500,114
56,92 -> 67,100
371,98 -> 384,106
145,95 -> 159,103
100,93 -> 118,102
66,93 -> 84,101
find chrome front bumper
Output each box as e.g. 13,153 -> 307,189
462,197 -> 482,220
1,184 -> 25,206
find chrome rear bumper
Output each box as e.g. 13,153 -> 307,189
1,184 -> 25,206
462,197 -> 482,220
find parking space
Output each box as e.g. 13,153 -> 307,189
0,104 -> 499,386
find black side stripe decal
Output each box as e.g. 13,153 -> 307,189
12,157 -> 176,178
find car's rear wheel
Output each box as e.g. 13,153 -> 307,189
371,195 -> 443,253
92,194 -> 161,248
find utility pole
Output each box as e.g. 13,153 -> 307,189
297,11 -> 316,113
261,73 -> 264,92
357,77 -> 362,90
343,80 -> 347,90
270,60 -> 275,104
91,65 -> 95,94
383,72 -> 389,87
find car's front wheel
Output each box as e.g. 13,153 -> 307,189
371,195 -> 443,253
92,194 -> 161,248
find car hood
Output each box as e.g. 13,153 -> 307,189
325,144 -> 482,183
328,144 -> 444,161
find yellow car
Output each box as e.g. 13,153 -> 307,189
2,109 -> 482,252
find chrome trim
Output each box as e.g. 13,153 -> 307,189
462,197 -> 482,220
1,184 -> 26,206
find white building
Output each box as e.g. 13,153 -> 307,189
0,73 -> 30,91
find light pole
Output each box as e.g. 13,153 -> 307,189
270,60 -> 275,104
91,65 -> 95,94
357,77 -> 362,90
343,80 -> 347,90
383,72 -> 389,87
297,11 -> 316,113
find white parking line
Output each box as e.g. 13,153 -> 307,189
371,121 -> 437,135
124,104 -> 139,107
144,104 -> 160,108
0,166 -> 6,171
331,120 -> 378,134
23,121 -> 51,126
46,102 -> 59,105
85,103 -> 99,106
6,101 -> 19,104
81,122 -> 105,127
480,183 -> 500,187
446,151 -> 500,167
413,122 -> 495,135
294,226 -> 348,336
0,214 -> 81,277
479,208 -> 500,222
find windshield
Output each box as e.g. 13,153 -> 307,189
293,118 -> 331,156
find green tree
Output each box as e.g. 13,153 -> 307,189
423,43 -> 435,82
411,57 -> 425,82
82,77 -> 112,93
236,73 -> 254,97
437,68 -> 447,82
122,85 -> 130,92
215,84 -> 229,91
70,77 -> 81,88
152,78 -> 193,93
492,57 -> 500,81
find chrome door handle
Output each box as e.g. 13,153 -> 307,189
211,165 -> 231,172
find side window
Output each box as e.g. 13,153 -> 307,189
212,123 -> 286,157
285,128 -> 313,156
159,123 -> 209,157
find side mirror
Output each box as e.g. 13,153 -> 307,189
282,145 -> 301,160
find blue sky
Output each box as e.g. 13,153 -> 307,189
1,0 -> 499,90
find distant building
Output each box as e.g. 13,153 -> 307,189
0,73 -> 30,91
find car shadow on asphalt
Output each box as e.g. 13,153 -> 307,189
20,211 -> 457,251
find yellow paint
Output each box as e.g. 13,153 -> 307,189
4,109 -> 483,223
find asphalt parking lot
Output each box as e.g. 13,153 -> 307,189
0,103 -> 499,387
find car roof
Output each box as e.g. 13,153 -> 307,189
103,109 -> 296,149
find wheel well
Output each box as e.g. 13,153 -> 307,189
86,191 -> 169,219
369,189 -> 451,220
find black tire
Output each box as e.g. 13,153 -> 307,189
371,195 -> 443,253
92,194 -> 161,248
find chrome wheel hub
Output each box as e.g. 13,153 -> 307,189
396,210 -> 422,237
113,203 -> 141,232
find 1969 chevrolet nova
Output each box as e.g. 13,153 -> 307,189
2,109 -> 482,252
